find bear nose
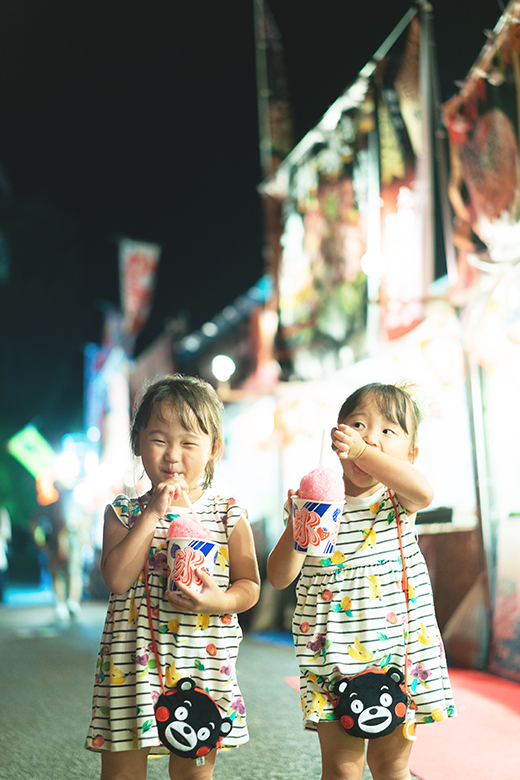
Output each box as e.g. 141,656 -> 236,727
369,707 -> 379,715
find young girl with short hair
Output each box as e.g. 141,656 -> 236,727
86,374 -> 260,780
268,382 -> 455,780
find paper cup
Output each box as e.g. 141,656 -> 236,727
167,538 -> 218,593
292,497 -> 343,556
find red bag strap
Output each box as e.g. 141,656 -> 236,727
144,559 -> 166,696
388,489 -> 410,696
137,495 -> 167,696
325,488 -> 411,709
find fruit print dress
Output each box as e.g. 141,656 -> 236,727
85,492 -> 249,754
292,486 -> 456,730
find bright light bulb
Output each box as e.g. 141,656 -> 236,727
56,450 -> 80,481
73,483 -> 93,505
87,426 -> 100,442
212,355 -> 236,383
360,250 -> 387,278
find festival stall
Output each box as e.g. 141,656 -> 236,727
216,297 -> 477,632
233,3 -> 484,638
442,0 -> 520,680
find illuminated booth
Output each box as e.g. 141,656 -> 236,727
218,4 -> 483,646
236,0 -> 520,677
442,0 -> 520,681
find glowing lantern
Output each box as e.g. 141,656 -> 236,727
36,468 -> 60,506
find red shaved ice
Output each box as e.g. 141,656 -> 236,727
167,515 -> 211,540
298,467 -> 345,502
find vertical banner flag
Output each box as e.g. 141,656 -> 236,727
119,238 -> 161,344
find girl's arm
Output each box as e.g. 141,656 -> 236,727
224,514 -> 261,612
166,514 -> 261,615
355,446 -> 432,513
102,481 -> 186,595
267,510 -> 306,590
101,505 -> 158,594
333,425 -> 433,513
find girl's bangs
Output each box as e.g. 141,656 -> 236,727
160,399 -> 210,437
374,390 -> 409,434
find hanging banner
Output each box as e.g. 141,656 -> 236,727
119,238 -> 161,342
378,12 -> 430,340
261,7 -> 433,378
443,0 -> 520,291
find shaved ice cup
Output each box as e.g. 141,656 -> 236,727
292,497 -> 343,556
167,538 -> 219,594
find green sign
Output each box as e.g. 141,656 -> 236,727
7,424 -> 57,478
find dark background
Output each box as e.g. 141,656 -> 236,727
0,0 -> 504,445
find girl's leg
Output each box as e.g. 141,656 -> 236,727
168,749 -> 217,780
317,721 -> 365,780
100,748 -> 150,780
366,727 -> 414,780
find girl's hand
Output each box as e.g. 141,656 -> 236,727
166,568 -> 227,614
147,476 -> 189,521
166,514 -> 261,616
331,424 -> 367,461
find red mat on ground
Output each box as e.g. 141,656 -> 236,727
285,669 -> 520,780
410,668 -> 520,780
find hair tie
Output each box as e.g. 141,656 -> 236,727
394,379 -> 441,423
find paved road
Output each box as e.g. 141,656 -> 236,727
0,600 -> 420,780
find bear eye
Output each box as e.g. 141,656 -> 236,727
380,693 -> 392,707
351,699 -> 363,714
174,706 -> 189,721
197,726 -> 211,741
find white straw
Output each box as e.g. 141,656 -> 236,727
182,490 -> 204,527
319,428 -> 327,467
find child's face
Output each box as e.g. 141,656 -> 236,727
339,395 -> 417,496
135,403 -> 216,494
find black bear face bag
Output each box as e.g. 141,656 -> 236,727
155,678 -> 233,759
333,667 -> 408,739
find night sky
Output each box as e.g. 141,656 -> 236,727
0,0 -> 505,442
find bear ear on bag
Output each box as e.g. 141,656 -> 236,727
387,667 -> 405,686
333,667 -> 408,740
155,677 -> 233,759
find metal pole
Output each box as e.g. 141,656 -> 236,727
364,118 -> 381,356
253,0 -> 273,177
463,348 -> 494,621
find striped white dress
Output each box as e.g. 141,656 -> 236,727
292,486 -> 456,730
85,492 -> 248,754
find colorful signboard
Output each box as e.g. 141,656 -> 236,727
262,7 -> 436,377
